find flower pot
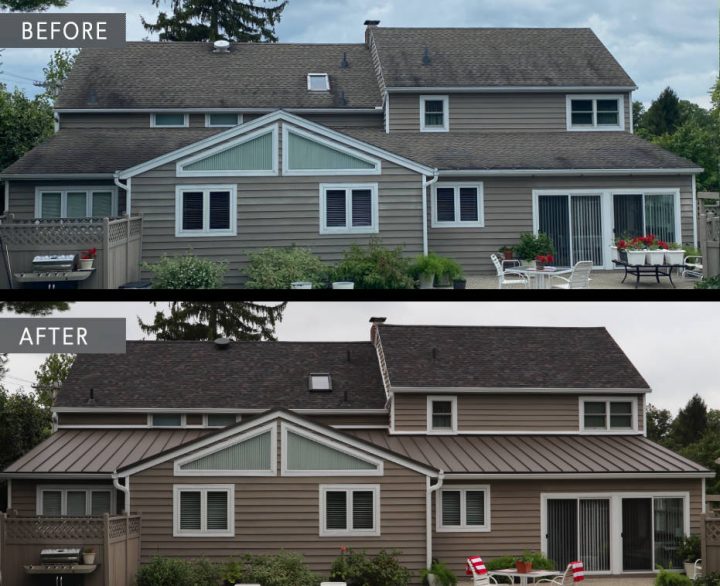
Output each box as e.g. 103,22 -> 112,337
82,553 -> 96,565
434,277 -> 451,288
502,249 -> 514,261
290,281 -> 313,290
426,575 -> 440,586
515,561 -> 533,574
626,250 -> 648,266
684,561 -> 698,579
666,250 -> 685,266
521,260 -> 537,270
647,250 -> 665,266
79,258 -> 94,270
418,273 -> 435,290
610,246 -> 620,262
332,282 -> 355,290
453,279 -> 467,290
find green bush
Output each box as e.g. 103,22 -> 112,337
677,535 -> 702,562
244,247 -> 329,289
220,552 -> 320,586
654,568 -> 692,586
143,254 -> 227,289
693,571 -> 720,585
333,240 -> 415,289
329,548 -> 411,586
697,276 -> 720,289
485,553 -> 554,572
513,232 -> 555,261
410,253 -> 463,286
420,559 -> 457,586
135,556 -> 221,586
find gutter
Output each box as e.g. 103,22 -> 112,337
692,175 -> 698,247
386,86 -> 639,93
426,471 -> 444,567
422,172 -> 440,256
112,474 -> 130,514
439,168 -> 704,178
114,174 -> 131,216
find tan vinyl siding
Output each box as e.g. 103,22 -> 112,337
308,413 -> 389,428
301,113 -> 384,129
58,413 -> 149,426
6,180 -> 118,220
433,478 -> 703,578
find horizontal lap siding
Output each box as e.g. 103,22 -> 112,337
308,413 -> 389,428
7,180 -> 118,220
301,113 -> 385,129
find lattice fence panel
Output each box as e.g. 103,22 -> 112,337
707,519 -> 720,545
0,222 -> 105,247
128,515 -> 141,537
5,517 -> 104,543
129,218 -> 142,238
108,221 -> 128,244
108,517 -> 126,540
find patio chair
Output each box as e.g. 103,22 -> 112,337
550,261 -> 593,290
694,559 -> 703,578
537,560 -> 585,584
683,256 -> 703,279
491,254 -> 528,289
465,556 -> 499,585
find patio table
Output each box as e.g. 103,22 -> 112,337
489,568 -> 561,585
612,260 -> 686,289
504,267 -> 573,290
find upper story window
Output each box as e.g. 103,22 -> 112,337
580,398 -> 637,432
437,486 -> 490,532
175,185 -> 237,238
151,113 -> 189,128
320,485 -> 380,537
420,95 -> 449,132
320,183 -> 378,235
432,184 -> 484,228
427,396 -> 457,433
36,188 -> 117,219
206,113 -> 242,128
152,413 -> 183,427
308,74 -> 330,92
567,96 -> 624,131
173,485 -> 234,537
206,414 -> 238,427
38,487 -> 113,517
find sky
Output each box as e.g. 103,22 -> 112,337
0,0 -> 718,108
1,301 -> 718,414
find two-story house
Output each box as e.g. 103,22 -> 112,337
0,23 -> 702,287
0,320 -> 711,584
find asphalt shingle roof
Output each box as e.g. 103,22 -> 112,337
375,325 -> 651,389
371,28 -> 637,88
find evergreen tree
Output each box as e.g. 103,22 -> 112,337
139,302 -> 287,341
0,0 -> 68,10
143,0 -> 288,43
670,394 -> 708,447
642,87 -> 682,137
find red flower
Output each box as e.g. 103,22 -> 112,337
340,546 -> 349,554
617,240 -> 627,250
658,241 -> 668,250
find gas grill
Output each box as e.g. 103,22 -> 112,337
40,548 -> 81,565
32,255 -> 79,273
13,254 -> 93,289
24,547 -> 96,585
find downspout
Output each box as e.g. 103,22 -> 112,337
114,174 -> 131,216
692,174 -> 698,248
113,474 -> 130,514
422,171 -> 440,256
426,471 -> 445,568
3,180 -> 9,217
7,478 -> 11,510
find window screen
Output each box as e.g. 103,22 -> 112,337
442,491 -> 461,526
206,491 -> 228,531
40,193 -> 62,218
610,402 -> 633,429
209,191 -> 231,230
42,491 -> 62,516
91,491 -> 112,516
66,192 -> 87,218
459,188 -> 479,222
66,491 -> 86,516
571,100 -> 594,125
92,192 -> 113,217
436,188 -> 456,223
466,491 -> 486,525
179,491 -> 202,530
596,100 -> 620,126
351,190 -> 372,228
424,100 -> 445,127
352,491 -> 374,530
326,491 -> 347,530
325,190 -> 347,228
182,192 -> 204,231
207,414 -> 237,427
584,402 -> 607,429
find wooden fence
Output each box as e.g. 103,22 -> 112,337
0,216 -> 143,289
0,513 -> 141,586
699,193 -> 720,279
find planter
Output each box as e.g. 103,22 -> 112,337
684,561 -> 699,579
535,262 -> 545,272
82,553 -> 96,565
666,250 -> 685,266
619,250 -> 628,263
647,250 -> 666,266
426,575 -> 440,586
453,279 -> 467,290
610,246 -> 620,262
626,250 -> 648,266
79,258 -> 94,270
502,249 -> 514,261
332,282 -> 355,290
521,260 -> 537,270
418,273 -> 435,290
515,561 -> 533,574
434,277 -> 452,288
290,281 -> 313,290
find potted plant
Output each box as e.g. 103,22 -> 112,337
499,246 -> 514,261
82,547 -> 96,565
514,233 -> 554,269
79,248 -> 97,270
332,281 -> 355,289
665,242 -> 686,266
433,255 -> 463,288
678,535 -> 701,578
535,254 -> 554,272
515,552 -> 533,574
452,275 -> 467,290
420,559 -> 457,586
646,235 -> 666,265
611,237 -> 630,262
412,254 -> 443,290
626,238 -> 648,266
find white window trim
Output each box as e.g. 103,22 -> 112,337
436,485 -> 491,533
281,423 -> 383,477
427,395 -> 458,434
307,73 -> 330,92
204,413 -> 242,427
151,113 -> 190,128
282,126 -> 382,176
432,183 -> 485,228
579,396 -> 639,434
34,187 -> 119,219
172,484 -> 235,537
319,484 -> 381,537
205,113 -> 244,128
319,183 -> 379,235
174,184 -> 238,238
174,422 -> 277,476
177,125 -> 279,177
420,95 -> 450,132
36,485 -> 115,516
566,95 -> 625,132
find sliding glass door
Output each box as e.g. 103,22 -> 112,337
622,498 -> 653,571
613,193 -> 678,243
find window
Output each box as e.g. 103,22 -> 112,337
581,398 -> 637,432
320,184 -> 378,235
206,414 -> 238,427
175,186 -> 237,237
36,188 -> 117,219
308,74 -> 330,92
567,96 -> 624,130
152,113 -> 189,128
173,485 -> 234,537
427,396 -> 457,433
309,374 -> 332,391
38,487 -> 114,516
420,95 -> 449,132
432,184 -> 484,228
437,486 -> 490,532
152,414 -> 183,427
206,113 -> 242,128
320,485 -> 380,536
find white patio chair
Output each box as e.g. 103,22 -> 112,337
537,560 -> 585,584
466,556 -> 499,585
683,256 -> 703,279
694,558 -> 703,578
550,261 -> 593,290
491,254 -> 528,289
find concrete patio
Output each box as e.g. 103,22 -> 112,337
460,578 -> 655,585
466,270 -> 697,290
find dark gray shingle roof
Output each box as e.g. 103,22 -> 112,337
55,341 -> 387,410
375,325 -> 650,389
371,28 -> 636,88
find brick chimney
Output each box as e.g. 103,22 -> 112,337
364,20 -> 380,47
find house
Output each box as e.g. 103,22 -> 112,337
0,320 -> 712,584
0,23 -> 702,288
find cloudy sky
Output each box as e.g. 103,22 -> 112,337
1,301 -> 718,415
0,0 -> 718,107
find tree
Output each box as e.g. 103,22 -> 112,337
139,302 -> 287,341
670,394 -> 708,448
0,84 -> 54,171
35,49 -> 77,101
642,87 -> 682,137
143,0 -> 288,42
646,404 -> 673,445
0,0 -> 68,10
632,100 -> 645,133
33,354 -> 75,409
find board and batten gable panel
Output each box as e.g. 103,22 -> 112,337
6,180 -> 119,220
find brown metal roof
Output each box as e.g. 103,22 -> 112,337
349,431 -> 711,476
2,429 -> 208,475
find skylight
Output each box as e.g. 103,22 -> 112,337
309,374 -> 332,391
308,74 -> 330,92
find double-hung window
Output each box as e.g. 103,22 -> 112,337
427,396 -> 457,433
433,184 -> 484,228
420,95 -> 449,132
175,186 -> 237,237
438,486 -> 490,532
320,485 -> 380,537
152,113 -> 189,128
38,487 -> 113,516
581,398 -> 636,432
173,485 -> 234,537
320,184 -> 378,235
36,189 -> 117,219
567,96 -> 624,130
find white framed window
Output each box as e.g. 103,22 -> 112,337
151,113 -> 190,128
437,486 -> 491,532
173,485 -> 234,537
427,396 -> 458,433
175,185 -> 237,238
566,95 -> 625,131
432,183 -> 484,228
580,397 -> 638,433
35,187 -> 118,219
308,73 -> 330,92
151,413 -> 185,427
319,485 -> 380,537
205,414 -> 239,427
319,183 -> 379,235
205,113 -> 243,128
420,95 -> 449,132
37,486 -> 114,517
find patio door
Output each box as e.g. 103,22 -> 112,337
613,193 -> 678,243
622,497 -> 686,571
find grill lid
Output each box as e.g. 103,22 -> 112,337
32,255 -> 79,272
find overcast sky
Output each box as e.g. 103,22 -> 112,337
1,302 -> 718,415
0,0 -> 718,107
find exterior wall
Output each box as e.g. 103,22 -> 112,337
6,180 -> 119,220
393,393 -> 645,433
10,479 -> 118,516
307,413 -> 389,428
432,478 -> 703,578
389,93 -> 632,133
427,174 -> 695,275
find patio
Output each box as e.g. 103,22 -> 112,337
459,579 -> 655,585
467,270 -> 697,290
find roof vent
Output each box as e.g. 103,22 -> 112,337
432,348 -> 438,360
309,374 -> 332,392
87,387 -> 96,406
340,52 -> 350,69
369,317 -> 387,324
87,88 -> 98,106
339,91 -> 348,107
364,20 -> 381,27
213,39 -> 231,53
214,338 -> 231,350
422,47 -> 432,66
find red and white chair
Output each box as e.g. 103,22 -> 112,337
466,556 -> 499,586
537,560 -> 585,584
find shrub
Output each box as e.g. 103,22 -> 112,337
220,552 -> 320,586
654,568 -> 692,586
677,534 -> 701,562
485,553 -> 554,572
143,253 -> 227,289
329,548 -> 411,586
693,571 -> 720,585
420,559 -> 457,586
244,247 -> 329,289
332,239 -> 414,289
513,232 -> 555,261
135,556 -> 221,586
697,276 -> 720,289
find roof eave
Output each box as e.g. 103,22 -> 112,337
438,168 -> 703,177
0,173 -> 116,180
0,472 -> 113,479
386,85 -> 639,93
390,386 -> 652,394
445,472 -> 714,480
